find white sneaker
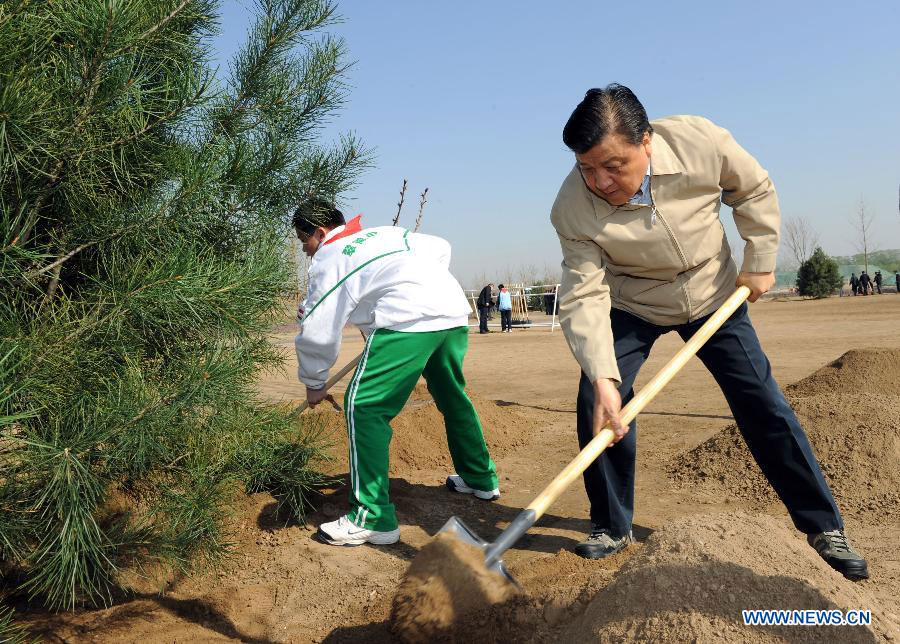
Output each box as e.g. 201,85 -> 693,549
445,474 -> 500,501
315,515 -> 400,546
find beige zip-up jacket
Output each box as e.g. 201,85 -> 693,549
550,115 -> 780,384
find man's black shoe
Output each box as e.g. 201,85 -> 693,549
807,530 -> 869,580
573,525 -> 633,560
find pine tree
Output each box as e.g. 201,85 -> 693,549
1,0 -> 367,610
0,603 -> 31,644
796,247 -> 842,298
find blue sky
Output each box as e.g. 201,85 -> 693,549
213,1 -> 900,286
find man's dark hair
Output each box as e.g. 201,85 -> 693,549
562,83 -> 653,154
292,198 -> 345,237
498,283 -> 504,289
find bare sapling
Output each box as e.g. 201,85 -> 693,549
414,188 -> 429,232
393,179 -> 408,226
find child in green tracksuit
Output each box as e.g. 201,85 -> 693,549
293,199 -> 499,546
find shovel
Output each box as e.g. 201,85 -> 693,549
438,286 -> 751,586
295,352 -> 363,414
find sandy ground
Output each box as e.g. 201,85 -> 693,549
24,294 -> 900,642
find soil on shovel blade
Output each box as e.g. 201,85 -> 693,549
389,532 -> 518,643
16,298 -> 900,643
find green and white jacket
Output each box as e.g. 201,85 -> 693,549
295,218 -> 470,388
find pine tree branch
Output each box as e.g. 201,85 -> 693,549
0,0 -> 28,31
110,0 -> 194,58
97,85 -> 208,154
20,3 -> 116,248
25,240 -> 98,279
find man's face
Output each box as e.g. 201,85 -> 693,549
296,226 -> 327,257
575,132 -> 651,206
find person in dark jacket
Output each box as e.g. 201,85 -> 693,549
859,272 -> 871,295
477,283 -> 494,333
873,271 -> 883,294
543,287 -> 555,315
848,273 -> 859,296
895,272 -> 899,294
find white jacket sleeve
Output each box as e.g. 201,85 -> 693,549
407,232 -> 452,269
294,262 -> 358,389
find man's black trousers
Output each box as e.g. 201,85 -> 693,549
575,303 -> 842,537
500,309 -> 512,331
478,305 -> 490,332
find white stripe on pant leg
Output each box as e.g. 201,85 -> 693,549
347,332 -> 374,523
347,331 -> 376,527
345,333 -> 371,525
358,508 -> 369,529
344,364 -> 361,521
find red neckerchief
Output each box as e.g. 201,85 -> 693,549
322,215 -> 363,246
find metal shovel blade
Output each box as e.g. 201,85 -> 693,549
436,516 -> 519,588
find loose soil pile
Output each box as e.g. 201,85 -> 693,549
390,533 -> 518,643
408,512 -> 899,643
668,349 -> 900,519
308,383 -> 537,473
561,512 -> 899,642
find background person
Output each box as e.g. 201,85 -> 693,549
849,273 -> 859,296
873,270 -> 883,294
551,84 -> 867,580
477,283 -> 494,333
544,287 -> 555,315
293,199 -> 500,547
859,271 -> 872,295
497,283 -> 513,332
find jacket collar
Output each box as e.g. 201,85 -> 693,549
322,215 -> 363,246
649,133 -> 684,176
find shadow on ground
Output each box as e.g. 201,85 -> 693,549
23,593 -> 278,644
257,476 -> 653,568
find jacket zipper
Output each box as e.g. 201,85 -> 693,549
649,188 -> 693,319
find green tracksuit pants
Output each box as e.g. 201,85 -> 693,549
343,326 -> 498,531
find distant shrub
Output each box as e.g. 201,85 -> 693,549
797,247 -> 842,298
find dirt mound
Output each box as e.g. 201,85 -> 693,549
562,512 -> 899,642
415,513 -> 899,643
390,533 -> 518,643
309,385 -> 536,474
669,350 -> 900,520
786,349 -> 900,397
390,546 -> 633,644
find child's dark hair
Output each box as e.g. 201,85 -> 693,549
292,198 -> 345,237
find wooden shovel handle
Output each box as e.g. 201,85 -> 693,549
525,286 -> 751,519
295,352 -> 363,413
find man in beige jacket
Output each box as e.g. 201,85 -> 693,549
552,84 -> 867,580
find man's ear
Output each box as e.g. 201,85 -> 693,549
642,131 -> 652,156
